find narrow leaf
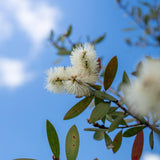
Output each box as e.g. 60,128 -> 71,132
84,128 -> 108,132
57,48 -> 71,55
124,118 -> 136,124
112,131 -> 122,153
65,25 -> 72,37
93,34 -> 106,44
131,131 -> 144,160
89,84 -> 102,90
64,96 -> 93,120
94,131 -> 104,141
65,125 -> 79,160
123,28 -> 137,31
123,126 -> 145,137
108,115 -> 125,132
46,120 -> 60,159
104,56 -> 118,90
94,90 -> 117,101
149,130 -> 154,150
104,133 -> 114,149
90,102 -> 110,123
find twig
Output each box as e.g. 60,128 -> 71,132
93,122 -> 145,130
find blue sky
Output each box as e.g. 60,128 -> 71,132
0,0 -> 160,160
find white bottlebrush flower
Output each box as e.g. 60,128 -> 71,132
70,43 -> 99,83
64,67 -> 92,97
123,58 -> 160,120
45,67 -> 68,93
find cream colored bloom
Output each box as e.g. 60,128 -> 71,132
64,67 -> 92,96
45,67 -> 68,93
70,43 -> 99,83
46,43 -> 100,97
123,58 -> 160,120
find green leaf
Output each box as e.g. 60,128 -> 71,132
93,131 -> 104,141
124,118 -> 136,124
149,130 -> 154,150
49,30 -> 54,40
118,71 -> 130,91
14,159 -> 35,160
143,15 -> 150,25
137,7 -> 142,18
108,115 -> 125,133
104,133 -> 114,149
125,38 -> 132,45
57,48 -> 71,55
65,25 -> 72,37
94,90 -> 117,101
65,125 -> 80,160
94,97 -> 104,106
123,126 -> 145,137
132,131 -> 144,160
123,28 -> 137,31
89,84 -> 102,90
64,96 -> 93,120
93,34 -> 106,44
104,56 -> 118,90
46,120 -> 60,159
112,130 -> 122,153
89,102 -> 110,123
84,128 -> 108,132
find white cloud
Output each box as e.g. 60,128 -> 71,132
2,0 -> 62,47
143,153 -> 160,160
0,58 -> 32,88
0,11 -> 13,43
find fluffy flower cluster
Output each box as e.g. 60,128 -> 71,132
46,43 -> 100,97
123,58 -> 160,120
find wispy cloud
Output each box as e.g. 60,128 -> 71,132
0,11 -> 13,43
0,58 -> 32,89
0,0 -> 62,89
2,0 -> 62,47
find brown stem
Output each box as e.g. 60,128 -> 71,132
113,100 -> 160,135
93,122 -> 145,130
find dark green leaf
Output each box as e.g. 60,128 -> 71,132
149,130 -> 154,150
124,118 -> 136,124
65,25 -> 72,37
89,102 -> 110,123
122,71 -> 130,84
49,30 -> 54,40
125,38 -> 132,45
57,48 -> 71,55
112,131 -> 122,153
123,28 -> 137,31
123,126 -> 145,137
143,15 -> 150,25
89,84 -> 102,90
93,34 -> 106,44
94,90 -> 117,101
104,56 -> 118,90
104,133 -> 114,149
46,120 -> 60,159
65,125 -> 79,160
108,115 -> 125,132
137,7 -> 142,18
84,128 -> 108,132
132,131 -> 144,160
64,96 -> 93,120
93,131 -> 104,141
95,97 -> 104,106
